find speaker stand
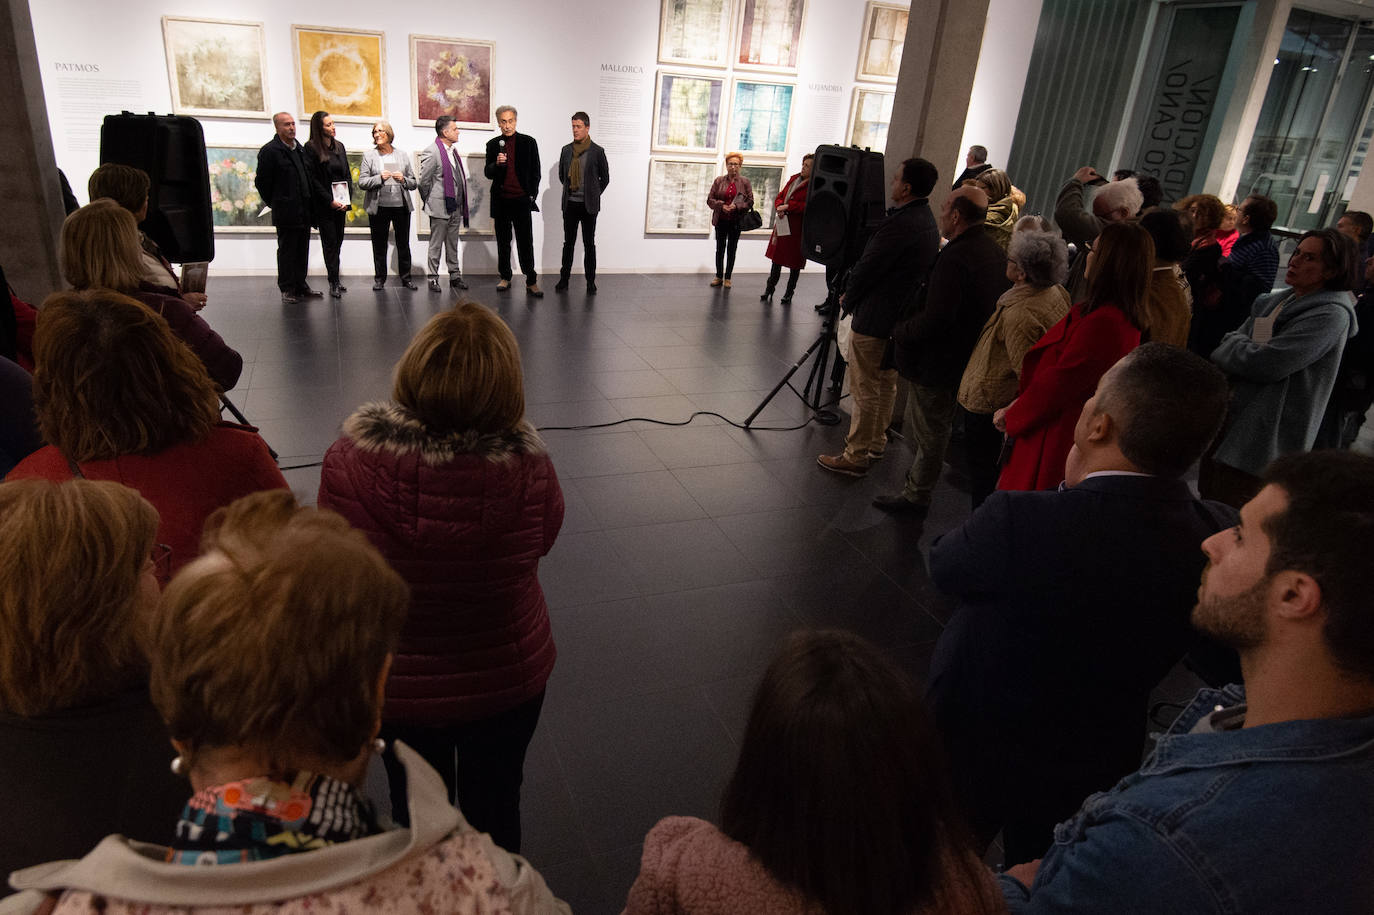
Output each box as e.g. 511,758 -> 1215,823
745,299 -> 844,428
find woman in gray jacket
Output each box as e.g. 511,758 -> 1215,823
359,121 -> 418,290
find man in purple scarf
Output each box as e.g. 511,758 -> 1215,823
417,116 -> 470,292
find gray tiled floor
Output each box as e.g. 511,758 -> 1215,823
207,272 -> 974,913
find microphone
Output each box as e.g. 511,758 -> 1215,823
499,139 -> 506,149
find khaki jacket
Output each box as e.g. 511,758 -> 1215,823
957,283 -> 1071,414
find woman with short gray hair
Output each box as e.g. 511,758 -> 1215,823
955,216 -> 1071,507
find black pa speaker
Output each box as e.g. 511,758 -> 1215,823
100,112 -> 215,264
802,145 -> 886,267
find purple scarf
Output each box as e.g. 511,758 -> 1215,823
435,138 -> 469,226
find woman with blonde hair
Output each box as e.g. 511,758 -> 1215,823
359,120 -> 419,290
62,199 -> 241,390
318,301 -> 564,854
4,489 -> 570,913
706,152 -> 754,288
5,290 -> 287,574
972,168 -> 1023,251
0,478 -> 185,881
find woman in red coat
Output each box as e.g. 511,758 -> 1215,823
6,290 -> 286,574
761,153 -> 813,304
994,222 -> 1151,491
318,302 -> 563,855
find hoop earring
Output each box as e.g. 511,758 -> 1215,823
372,738 -> 386,755
169,755 -> 188,776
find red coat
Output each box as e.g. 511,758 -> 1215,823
997,303 -> 1140,491
5,423 -> 287,573
317,403 -> 564,725
763,172 -> 808,270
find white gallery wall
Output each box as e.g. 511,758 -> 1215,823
29,0 -> 1035,276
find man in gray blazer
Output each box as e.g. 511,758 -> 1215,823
555,112 -> 610,295
417,116 -> 469,291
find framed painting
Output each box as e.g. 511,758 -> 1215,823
341,151 -> 369,234
410,34 -> 494,129
162,17 -> 269,119
658,0 -> 733,69
856,2 -> 907,83
206,146 -> 273,233
736,0 -> 806,73
652,70 -> 726,155
847,87 -> 894,151
740,163 -> 784,234
293,25 -> 385,123
414,151 -> 495,237
645,157 -> 717,235
727,79 -> 794,158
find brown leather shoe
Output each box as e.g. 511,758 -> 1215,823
527,284 -> 544,298
709,276 -> 723,287
816,453 -> 868,477
496,279 -> 512,291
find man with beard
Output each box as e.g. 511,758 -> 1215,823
1000,449 -> 1374,913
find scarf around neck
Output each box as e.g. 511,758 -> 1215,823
167,771 -> 378,865
568,136 -> 592,193
435,137 -> 468,221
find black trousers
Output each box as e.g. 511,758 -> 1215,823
381,690 -> 545,854
962,407 -> 1004,510
765,261 -> 799,296
318,210 -> 346,286
560,201 -> 597,283
275,225 -> 309,292
494,197 -> 537,285
370,206 -> 412,280
714,221 -> 742,278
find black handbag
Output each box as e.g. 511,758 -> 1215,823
739,208 -> 763,232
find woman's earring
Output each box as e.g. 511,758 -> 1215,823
169,755 -> 188,776
372,738 -> 386,755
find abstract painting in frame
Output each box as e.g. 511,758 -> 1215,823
658,0 -> 733,69
727,79 -> 793,158
848,87 -> 893,151
652,71 -> 726,155
736,0 -> 806,73
293,25 -> 386,123
414,152 -> 495,237
206,146 -> 273,234
645,157 -> 717,234
340,151 -> 370,234
856,2 -> 907,83
410,35 -> 494,129
741,163 -> 784,233
162,17 -> 269,119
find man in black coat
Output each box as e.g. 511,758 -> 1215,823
950,145 -> 992,190
817,157 -> 940,478
877,185 -> 1011,513
255,112 -> 321,304
485,105 -> 543,297
926,343 -> 1238,867
556,111 -> 610,295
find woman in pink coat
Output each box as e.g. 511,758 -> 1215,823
318,302 -> 563,855
623,631 -> 1004,915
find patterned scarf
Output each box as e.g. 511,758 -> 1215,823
166,771 -> 378,865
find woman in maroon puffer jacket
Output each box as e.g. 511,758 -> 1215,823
318,302 -> 563,855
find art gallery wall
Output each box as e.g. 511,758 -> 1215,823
28,0 -> 1034,276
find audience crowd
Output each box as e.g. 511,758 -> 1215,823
3,147 -> 1374,914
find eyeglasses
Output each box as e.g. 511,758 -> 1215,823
148,543 -> 172,586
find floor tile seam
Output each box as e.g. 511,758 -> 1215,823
533,727 -> 599,865
697,683 -> 745,753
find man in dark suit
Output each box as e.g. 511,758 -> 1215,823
926,343 -> 1237,867
556,111 -> 610,295
877,185 -> 1011,513
817,157 -> 940,478
255,112 -> 321,305
951,145 -> 992,189
485,105 -> 543,297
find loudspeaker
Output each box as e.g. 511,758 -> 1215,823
802,145 -> 886,267
99,113 -> 215,264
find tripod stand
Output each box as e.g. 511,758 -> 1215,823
744,266 -> 849,427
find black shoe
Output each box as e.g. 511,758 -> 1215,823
554,279 -> 569,292
450,277 -> 468,290
427,278 -> 441,292
329,283 -> 343,299
300,287 -> 324,299
401,277 -> 417,290
586,282 -> 597,295
336,283 -> 348,293
872,494 -> 930,516
372,279 -> 385,291
780,292 -> 794,304
281,292 -> 301,304
760,290 -> 773,301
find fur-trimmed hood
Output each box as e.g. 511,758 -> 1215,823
341,402 -> 547,466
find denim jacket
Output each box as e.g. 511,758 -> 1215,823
999,685 -> 1374,913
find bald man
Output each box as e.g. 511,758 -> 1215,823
255,112 -> 321,304
879,185 -> 1013,513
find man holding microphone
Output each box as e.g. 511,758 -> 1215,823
485,105 -> 543,297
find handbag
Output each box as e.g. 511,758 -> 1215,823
739,207 -> 763,232
836,312 -> 855,363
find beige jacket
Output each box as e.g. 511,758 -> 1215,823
2,743 -> 570,915
957,282 -> 1072,414
1146,263 -> 1193,347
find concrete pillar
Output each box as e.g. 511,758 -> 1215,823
884,0 -> 992,205
0,0 -> 64,302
